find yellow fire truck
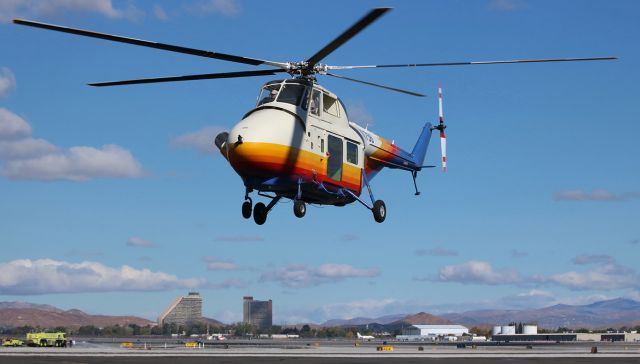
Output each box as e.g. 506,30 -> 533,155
25,332 -> 67,347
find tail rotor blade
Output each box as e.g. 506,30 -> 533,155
440,130 -> 447,173
438,84 -> 447,172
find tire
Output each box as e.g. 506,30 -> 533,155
293,200 -> 306,218
241,201 -> 252,219
372,200 -> 386,223
253,202 -> 267,225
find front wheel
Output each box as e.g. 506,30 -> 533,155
241,201 -> 252,219
253,202 -> 267,225
293,200 -> 306,218
372,200 -> 386,223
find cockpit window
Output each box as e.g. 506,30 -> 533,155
277,84 -> 306,106
257,83 -> 282,106
323,93 -> 340,117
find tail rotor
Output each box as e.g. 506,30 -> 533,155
437,84 -> 447,172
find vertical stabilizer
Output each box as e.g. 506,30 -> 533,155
410,122 -> 433,166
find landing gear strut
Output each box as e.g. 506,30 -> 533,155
343,169 -> 387,223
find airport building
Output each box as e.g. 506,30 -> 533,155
243,296 -> 272,331
491,325 -> 640,342
397,325 -> 469,340
158,292 -> 203,327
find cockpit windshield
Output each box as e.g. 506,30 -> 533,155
257,83 -> 282,106
277,84 -> 306,106
256,81 -> 309,107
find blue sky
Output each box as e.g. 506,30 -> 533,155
0,0 -> 638,324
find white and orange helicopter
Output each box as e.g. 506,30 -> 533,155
14,8 -> 615,225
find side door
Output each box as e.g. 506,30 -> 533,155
326,134 -> 343,182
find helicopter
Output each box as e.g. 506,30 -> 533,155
13,8 -> 615,225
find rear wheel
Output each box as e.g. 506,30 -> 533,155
253,202 -> 267,225
241,201 -> 252,219
372,200 -> 386,223
293,200 -> 306,218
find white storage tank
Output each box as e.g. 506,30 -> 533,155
501,325 -> 516,335
492,326 -> 502,336
523,325 -> 538,335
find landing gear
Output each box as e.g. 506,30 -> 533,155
242,188 -> 253,219
372,200 -> 386,223
293,200 -> 306,218
242,201 -> 252,219
253,202 -> 267,225
343,169 -> 388,223
252,195 -> 281,225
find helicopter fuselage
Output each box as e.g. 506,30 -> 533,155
215,78 -> 425,207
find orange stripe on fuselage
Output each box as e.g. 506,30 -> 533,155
228,142 -> 362,194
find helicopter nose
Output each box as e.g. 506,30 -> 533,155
225,108 -> 302,179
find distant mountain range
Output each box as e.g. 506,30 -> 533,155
318,298 -> 640,330
0,302 -> 154,328
2,298 -> 639,330
440,298 -> 640,329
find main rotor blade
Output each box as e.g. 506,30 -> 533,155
327,57 -> 618,70
88,69 -> 287,87
306,7 -> 391,66
326,73 -> 424,97
13,18 -> 288,69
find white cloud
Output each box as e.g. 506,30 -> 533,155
540,263 -> 640,291
425,260 -> 522,285
554,190 -> 640,202
0,258 -> 207,295
415,247 -> 459,257
187,0 -> 239,16
0,0 -> 142,23
204,256 -> 238,271
152,3 -> 168,20
2,144 -> 143,181
1,93 -> 143,181
214,235 -> 264,242
0,138 -> 59,160
173,126 -> 226,155
489,0 -> 526,11
126,237 -> 156,248
0,68 -> 15,98
0,108 -> 31,140
345,100 -> 374,126
572,254 -> 615,265
260,263 -> 380,288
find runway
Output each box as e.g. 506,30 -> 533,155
2,341 -> 640,364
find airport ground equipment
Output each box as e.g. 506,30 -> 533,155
13,8 -> 615,224
2,338 -> 23,347
25,332 -> 67,347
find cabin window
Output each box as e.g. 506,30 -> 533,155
346,141 -> 358,164
277,84 -> 306,106
320,138 -> 324,153
309,89 -> 321,116
257,83 -> 282,106
323,93 -> 339,117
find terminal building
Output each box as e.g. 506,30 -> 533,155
158,292 -> 203,327
243,296 -> 272,331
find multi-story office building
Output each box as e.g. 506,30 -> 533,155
243,296 -> 272,331
158,292 -> 203,327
